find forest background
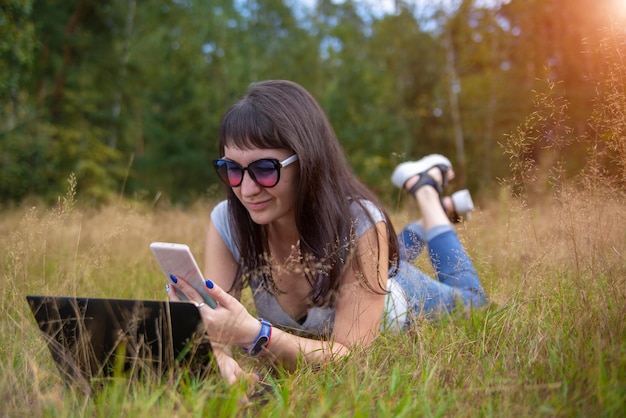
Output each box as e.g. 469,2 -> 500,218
2,0 -> 625,206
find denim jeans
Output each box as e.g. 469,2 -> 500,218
393,223 -> 488,322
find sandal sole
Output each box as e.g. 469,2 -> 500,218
391,154 -> 452,188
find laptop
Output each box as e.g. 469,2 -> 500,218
26,295 -> 214,392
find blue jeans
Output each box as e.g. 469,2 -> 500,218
394,223 -> 487,322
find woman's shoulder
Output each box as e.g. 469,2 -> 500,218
349,198 -> 386,236
210,200 -> 229,221
210,200 -> 240,258
210,200 -> 232,233
349,198 -> 385,219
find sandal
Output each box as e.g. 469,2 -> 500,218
445,189 -> 475,223
391,154 -> 453,195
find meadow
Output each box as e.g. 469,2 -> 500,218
3,5 -> 626,414
1,165 -> 625,416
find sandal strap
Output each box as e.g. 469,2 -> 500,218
407,172 -> 443,196
434,164 -> 450,190
407,163 -> 451,197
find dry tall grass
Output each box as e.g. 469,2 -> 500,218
1,171 -> 624,416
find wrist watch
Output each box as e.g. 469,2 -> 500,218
247,318 -> 272,356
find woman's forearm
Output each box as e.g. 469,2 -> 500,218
260,326 -> 351,371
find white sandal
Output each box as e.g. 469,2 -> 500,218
391,154 -> 452,192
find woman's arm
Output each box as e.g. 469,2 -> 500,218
264,221 -> 389,369
169,219 -> 253,382
204,220 -> 239,298
170,220 -> 388,373
332,220 -> 389,347
172,221 -> 389,371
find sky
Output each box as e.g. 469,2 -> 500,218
297,0 -> 415,17
296,0 -> 507,17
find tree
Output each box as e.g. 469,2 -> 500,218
499,0 -> 625,181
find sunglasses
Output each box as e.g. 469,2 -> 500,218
213,154 -> 299,188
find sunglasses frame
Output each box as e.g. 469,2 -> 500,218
213,154 -> 299,188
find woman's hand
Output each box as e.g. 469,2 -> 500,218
166,277 -> 260,385
167,275 -> 262,349
212,346 -> 260,385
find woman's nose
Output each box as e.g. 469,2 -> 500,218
239,171 -> 262,195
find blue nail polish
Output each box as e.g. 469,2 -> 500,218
205,279 -> 214,289
169,274 -> 178,284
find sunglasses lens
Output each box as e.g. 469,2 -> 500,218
249,160 -> 280,187
214,159 -> 281,188
214,160 -> 243,187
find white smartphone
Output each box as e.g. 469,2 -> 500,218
149,242 -> 218,309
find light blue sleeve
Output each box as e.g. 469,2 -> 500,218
210,200 -> 240,261
350,199 -> 386,238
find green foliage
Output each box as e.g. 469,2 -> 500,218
0,118 -> 50,201
1,0 -> 625,205
0,0 -> 36,103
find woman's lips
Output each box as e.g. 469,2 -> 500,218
245,199 -> 270,211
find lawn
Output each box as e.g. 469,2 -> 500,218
1,177 -> 624,417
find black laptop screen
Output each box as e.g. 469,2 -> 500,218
26,296 -> 213,387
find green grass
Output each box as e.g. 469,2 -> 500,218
1,178 -> 625,417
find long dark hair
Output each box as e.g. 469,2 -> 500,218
218,80 -> 398,307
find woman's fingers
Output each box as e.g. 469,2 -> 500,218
168,274 -> 204,304
214,347 -> 260,385
203,278 -> 236,308
166,283 -> 182,302
171,276 -> 259,347
168,275 -> 231,308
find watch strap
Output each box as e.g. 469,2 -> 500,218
247,318 -> 272,356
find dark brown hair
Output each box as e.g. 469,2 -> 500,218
218,80 -> 398,306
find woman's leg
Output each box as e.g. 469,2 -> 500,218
424,225 -> 487,306
397,192 -> 475,263
393,260 -> 476,319
394,228 -> 487,320
398,222 -> 426,263
393,160 -> 488,319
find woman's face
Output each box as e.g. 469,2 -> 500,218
222,146 -> 300,226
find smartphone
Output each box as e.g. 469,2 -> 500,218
150,242 -> 218,309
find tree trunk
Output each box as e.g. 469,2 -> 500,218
109,0 -> 136,150
52,0 -> 87,121
444,26 -> 466,186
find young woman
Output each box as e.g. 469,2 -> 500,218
167,80 -> 487,384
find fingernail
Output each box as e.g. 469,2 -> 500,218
205,279 -> 214,289
169,274 -> 178,284
165,284 -> 170,293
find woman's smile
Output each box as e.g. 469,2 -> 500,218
244,198 -> 271,212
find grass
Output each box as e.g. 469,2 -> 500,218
1,174 -> 625,416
